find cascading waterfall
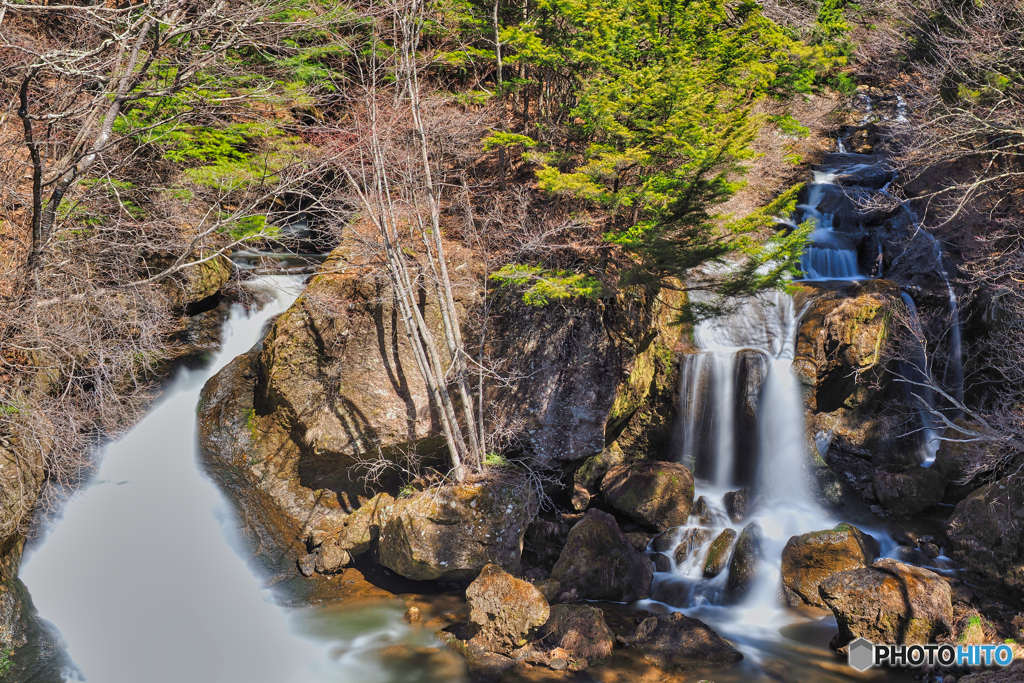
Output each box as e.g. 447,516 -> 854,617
19,275 -> 432,683
797,170 -> 865,282
663,293 -> 832,616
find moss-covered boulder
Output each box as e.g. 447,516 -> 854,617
600,460 -> 694,531
551,509 -> 653,602
873,466 -> 946,517
946,473 -> 1024,593
378,483 -> 536,582
464,564 -> 550,654
726,522 -> 763,601
702,529 -> 736,578
781,523 -> 880,608
795,281 -> 905,465
819,558 -> 953,651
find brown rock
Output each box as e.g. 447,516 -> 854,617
551,509 -> 653,602
723,487 -> 751,523
601,460 -> 695,531
818,558 -> 953,650
631,613 -> 743,670
946,473 -> 1024,593
781,523 -> 880,608
873,466 -> 946,517
378,483 -> 536,581
464,564 -> 550,654
537,605 -> 614,665
313,539 -> 352,574
674,528 -> 712,564
692,496 -> 715,526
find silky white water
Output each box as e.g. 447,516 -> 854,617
19,275 -> 417,683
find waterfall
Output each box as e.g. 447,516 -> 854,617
796,170 -> 865,282
899,292 -> 944,466
19,275 -> 344,683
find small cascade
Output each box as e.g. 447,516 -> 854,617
796,170 -> 865,282
899,292 -> 946,466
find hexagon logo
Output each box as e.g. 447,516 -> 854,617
848,638 -> 875,672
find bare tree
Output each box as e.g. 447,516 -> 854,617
308,0 -> 489,481
0,0 -> 324,515
877,0 -> 1024,481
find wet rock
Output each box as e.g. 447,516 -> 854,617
651,527 -> 683,553
404,606 -> 422,624
379,483 -> 536,582
873,466 -> 946,517
650,578 -> 692,608
630,613 -> 743,670
723,487 -> 751,523
919,541 -> 939,558
651,553 -> 672,573
464,564 -> 550,654
692,496 -> 715,526
726,522 -> 762,601
551,509 -> 653,602
298,553 -> 317,577
834,163 -> 895,191
781,523 -> 880,609
314,539 -> 352,574
702,529 -> 736,578
537,605 -> 614,665
600,460 -> 694,532
818,558 -> 953,650
674,528 -> 712,564
946,473 -> 1024,593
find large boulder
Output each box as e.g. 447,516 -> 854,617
781,523 -> 880,609
818,558 -> 953,650
946,473 -> 1024,593
378,483 -> 536,582
197,242 -> 686,599
795,281 -> 904,462
630,613 -> 743,670
551,509 -> 653,602
464,564 -> 549,654
600,460 -> 694,531
536,605 -> 614,665
873,466 -> 946,517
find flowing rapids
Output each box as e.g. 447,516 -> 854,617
19,276 -> 443,683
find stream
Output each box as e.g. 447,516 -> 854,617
19,276 -> 456,683
18,123 -> 957,682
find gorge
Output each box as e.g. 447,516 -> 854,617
1,0 -> 1022,681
